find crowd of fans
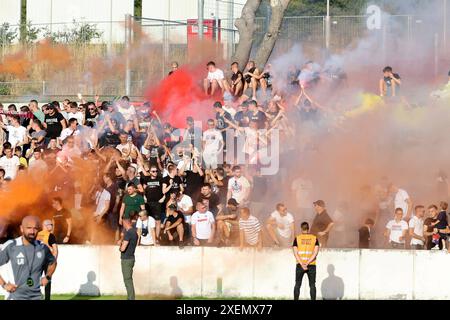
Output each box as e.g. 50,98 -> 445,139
0,60 -> 449,252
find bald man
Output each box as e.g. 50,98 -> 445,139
0,216 -> 57,300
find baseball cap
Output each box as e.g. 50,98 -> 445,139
213,101 -> 222,108
43,219 -> 53,226
313,200 -> 326,208
227,198 -> 239,206
186,116 -> 194,123
168,203 -> 177,210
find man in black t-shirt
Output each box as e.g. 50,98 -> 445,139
43,104 -> 66,142
247,100 -> 267,129
103,173 -> 120,240
162,164 -> 184,196
197,183 -> 222,217
359,218 -> 374,249
119,219 -> 138,300
161,204 -> 185,248
234,102 -> 251,128
379,66 -> 401,97
51,197 -> 72,244
310,200 -> 334,248
214,102 -> 233,152
141,165 -> 164,240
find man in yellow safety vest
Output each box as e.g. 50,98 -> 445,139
292,221 -> 320,300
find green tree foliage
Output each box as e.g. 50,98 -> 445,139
0,23 -> 17,45
43,21 -> 103,44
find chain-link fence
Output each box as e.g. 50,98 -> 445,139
0,8 -> 449,97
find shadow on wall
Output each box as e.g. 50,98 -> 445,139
321,264 -> 344,300
170,276 -> 183,299
76,271 -> 101,297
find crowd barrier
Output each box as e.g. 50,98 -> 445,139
1,245 -> 450,299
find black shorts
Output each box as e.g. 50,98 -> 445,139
146,202 -> 162,221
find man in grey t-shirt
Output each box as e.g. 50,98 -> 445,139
0,216 -> 57,300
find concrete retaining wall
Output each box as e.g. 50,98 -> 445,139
1,245 -> 449,299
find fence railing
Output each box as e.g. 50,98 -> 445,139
0,13 -> 449,97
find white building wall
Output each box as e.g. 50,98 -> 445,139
141,0 -> 245,45
1,245 -> 449,299
0,0 -> 21,26
26,0 -> 134,43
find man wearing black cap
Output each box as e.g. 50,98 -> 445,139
310,200 -> 334,247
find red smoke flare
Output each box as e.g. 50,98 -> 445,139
144,66 -> 222,128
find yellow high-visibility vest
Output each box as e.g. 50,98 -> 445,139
37,230 -> 50,246
296,234 -> 318,265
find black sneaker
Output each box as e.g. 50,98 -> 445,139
179,240 -> 184,249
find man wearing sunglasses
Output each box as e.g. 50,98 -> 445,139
140,165 -> 165,242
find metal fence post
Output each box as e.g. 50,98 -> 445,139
325,0 -> 330,50
162,20 -> 167,79
444,0 -> 448,52
434,33 -> 439,77
125,14 -> 131,96
198,0 -> 204,40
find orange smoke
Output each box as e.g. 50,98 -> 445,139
35,40 -> 73,70
0,52 -> 32,79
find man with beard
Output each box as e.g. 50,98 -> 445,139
0,216 -> 57,300
140,165 -> 165,241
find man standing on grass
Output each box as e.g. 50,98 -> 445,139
292,222 -> 319,301
119,218 -> 138,300
0,216 -> 57,300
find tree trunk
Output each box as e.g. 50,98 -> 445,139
231,0 -> 262,69
254,0 -> 290,69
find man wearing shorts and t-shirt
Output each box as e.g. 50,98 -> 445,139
203,61 -> 229,96
140,165 -> 164,241
191,202 -> 215,246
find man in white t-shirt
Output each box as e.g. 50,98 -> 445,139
177,192 -> 194,225
0,115 -> 27,149
66,102 -> 84,125
136,210 -> 156,246
117,96 -> 137,122
203,61 -> 229,96
385,208 -> 408,249
409,205 -> 426,250
59,118 -> 80,143
191,201 -> 215,246
0,147 -> 20,180
93,187 -> 111,222
389,184 -> 412,220
227,165 -> 251,206
266,203 -> 295,247
202,119 -> 223,169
